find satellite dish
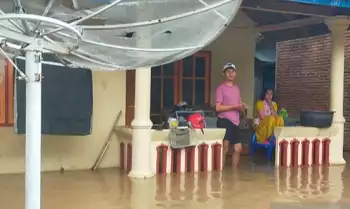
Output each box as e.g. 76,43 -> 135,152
0,1 -> 242,209
0,0 -> 241,69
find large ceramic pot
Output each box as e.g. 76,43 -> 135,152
300,110 -> 334,128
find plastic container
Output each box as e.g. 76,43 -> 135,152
168,127 -> 200,149
299,110 -> 334,128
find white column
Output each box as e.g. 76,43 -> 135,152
128,67 -> 154,178
325,16 -> 350,165
25,50 -> 42,209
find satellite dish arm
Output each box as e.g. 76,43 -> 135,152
13,0 -> 31,34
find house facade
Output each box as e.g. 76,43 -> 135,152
0,11 -> 256,174
276,31 -> 350,150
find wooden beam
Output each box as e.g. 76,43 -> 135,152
257,16 -> 325,32
241,6 -> 327,17
241,0 -> 344,17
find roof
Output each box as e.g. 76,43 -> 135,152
240,0 -> 350,62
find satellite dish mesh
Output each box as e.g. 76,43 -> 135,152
0,0 -> 241,70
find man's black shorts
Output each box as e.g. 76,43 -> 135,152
217,118 -> 241,145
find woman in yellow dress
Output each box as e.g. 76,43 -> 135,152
254,89 -> 284,143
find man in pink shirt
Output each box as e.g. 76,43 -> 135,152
215,63 -> 245,168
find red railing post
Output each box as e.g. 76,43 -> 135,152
120,142 -> 125,170
322,138 -> 331,165
211,143 -> 222,171
127,143 -> 132,173
203,144 -> 208,172
312,139 -> 320,165
197,144 -> 205,172
290,138 -> 300,167
185,147 -> 195,172
171,148 -> 182,173
156,144 -> 169,174
279,140 -> 288,167
301,139 -> 310,166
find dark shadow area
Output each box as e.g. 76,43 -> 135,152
15,59 -> 93,135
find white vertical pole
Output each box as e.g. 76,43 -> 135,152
325,16 -> 350,165
328,22 -> 346,122
25,50 -> 42,209
129,4 -> 154,178
129,67 -> 154,178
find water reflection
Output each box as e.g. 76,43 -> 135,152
0,157 -> 348,209
276,166 -> 344,202
152,164 -> 345,208
156,172 -> 223,202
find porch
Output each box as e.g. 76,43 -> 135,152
122,2 -> 350,177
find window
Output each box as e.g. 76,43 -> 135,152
150,51 -> 211,123
0,60 -> 14,126
150,62 -> 178,117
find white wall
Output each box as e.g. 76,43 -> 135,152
0,71 -> 126,174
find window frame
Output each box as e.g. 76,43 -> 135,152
150,62 -> 179,118
178,51 -> 211,105
150,51 -> 211,121
0,60 -> 14,126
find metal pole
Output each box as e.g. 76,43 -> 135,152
25,50 -> 42,209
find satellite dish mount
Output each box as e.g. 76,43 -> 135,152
0,13 -> 82,209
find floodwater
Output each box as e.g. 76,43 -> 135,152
1,154 -> 350,209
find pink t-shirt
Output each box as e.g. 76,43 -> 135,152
215,83 -> 241,126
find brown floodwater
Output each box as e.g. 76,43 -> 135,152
1,153 -> 350,209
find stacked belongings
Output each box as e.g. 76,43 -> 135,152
168,102 -> 205,149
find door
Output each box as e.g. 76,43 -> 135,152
0,60 -> 14,126
125,70 -> 135,127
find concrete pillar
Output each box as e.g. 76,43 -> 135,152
128,67 -> 154,178
325,16 -> 350,165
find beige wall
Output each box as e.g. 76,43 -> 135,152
0,11 -> 256,174
206,11 -> 256,118
0,71 -> 126,174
